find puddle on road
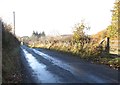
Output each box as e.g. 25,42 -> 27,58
22,48 -> 61,83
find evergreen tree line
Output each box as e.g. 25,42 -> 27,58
32,31 -> 45,38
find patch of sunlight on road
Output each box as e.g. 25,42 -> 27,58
22,48 -> 61,83
32,49 -> 75,74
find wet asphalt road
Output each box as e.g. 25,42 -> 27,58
20,45 -> 119,84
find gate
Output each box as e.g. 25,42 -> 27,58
99,37 -> 119,56
109,39 -> 120,55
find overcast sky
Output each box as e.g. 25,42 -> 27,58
0,0 -> 115,37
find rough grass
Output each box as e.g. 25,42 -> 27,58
2,25 -> 22,83
2,47 -> 22,83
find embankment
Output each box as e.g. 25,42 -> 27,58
1,20 -> 22,83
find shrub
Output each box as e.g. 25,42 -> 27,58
108,58 -> 120,68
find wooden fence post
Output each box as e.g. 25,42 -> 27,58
106,37 -> 110,53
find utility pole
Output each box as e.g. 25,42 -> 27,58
13,11 -> 15,35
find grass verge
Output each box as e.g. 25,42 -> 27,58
2,23 -> 23,83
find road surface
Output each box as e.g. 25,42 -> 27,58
20,45 -> 119,84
